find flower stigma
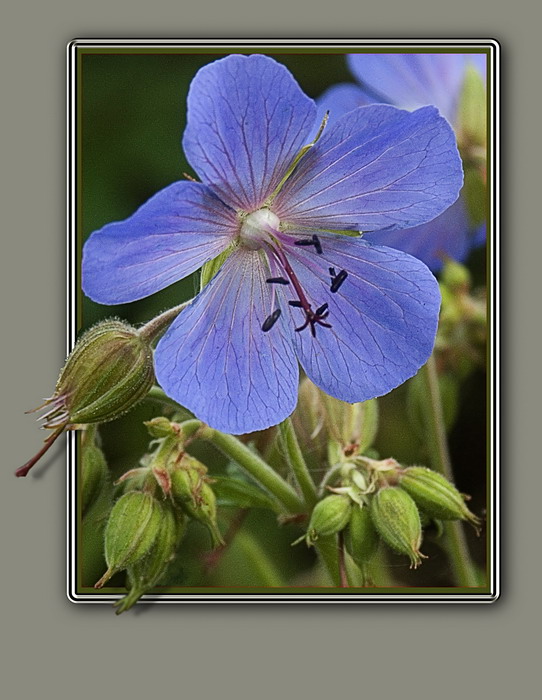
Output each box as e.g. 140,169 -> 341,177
239,208 -> 280,250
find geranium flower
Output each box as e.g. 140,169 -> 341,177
317,53 -> 486,271
83,54 -> 462,434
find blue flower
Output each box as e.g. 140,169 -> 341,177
317,53 -> 486,271
83,54 -> 462,434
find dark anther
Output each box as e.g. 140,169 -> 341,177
315,303 -> 329,317
312,235 -> 323,255
288,300 -> 303,308
266,277 -> 290,285
262,308 -> 282,332
329,267 -> 336,278
294,236 -> 323,255
330,269 -> 348,293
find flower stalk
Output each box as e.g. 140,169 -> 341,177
418,354 -> 479,586
278,418 -> 317,508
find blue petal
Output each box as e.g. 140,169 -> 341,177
284,235 -> 440,402
347,53 -> 485,123
365,196 -> 471,272
155,249 -> 299,434
275,105 -> 463,232
183,54 -> 317,212
315,83 -> 371,126
82,181 -> 236,304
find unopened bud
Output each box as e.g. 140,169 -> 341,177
43,320 -> 154,432
398,466 -> 481,532
304,494 -> 352,546
81,442 -> 108,516
292,378 -> 378,460
95,491 -> 163,588
344,504 -> 379,567
370,486 -> 425,568
170,456 -> 224,548
115,505 -> 187,614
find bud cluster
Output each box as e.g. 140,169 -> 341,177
297,458 -> 481,574
96,417 -> 224,612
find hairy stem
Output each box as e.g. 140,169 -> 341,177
278,418 -> 317,508
419,355 -> 479,587
138,301 -> 192,344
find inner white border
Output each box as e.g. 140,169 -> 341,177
67,39 -> 500,604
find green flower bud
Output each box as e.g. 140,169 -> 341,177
305,494 -> 352,546
115,505 -> 187,614
370,486 -> 425,568
398,467 -> 481,532
95,491 -> 164,588
344,504 -> 380,567
170,456 -> 224,548
47,320 -> 155,429
81,442 -> 108,516
292,378 -> 379,463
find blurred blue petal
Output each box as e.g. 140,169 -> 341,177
155,250 -> 299,434
366,196 -> 471,272
82,182 -> 236,304
275,105 -> 463,231
183,54 -> 316,212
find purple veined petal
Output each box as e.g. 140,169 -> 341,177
347,53 -> 472,123
82,181 -> 237,305
315,83 -> 372,126
283,235 -> 440,403
275,105 -> 463,232
182,54 -> 317,212
365,195 -> 472,272
155,249 -> 299,434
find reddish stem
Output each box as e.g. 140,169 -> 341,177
15,427 -> 65,477
338,531 -> 349,588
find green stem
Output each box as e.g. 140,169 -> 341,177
419,355 -> 479,587
314,535 -> 340,586
236,529 -> 286,587
278,419 -> 317,508
177,420 -> 305,515
138,301 -> 191,344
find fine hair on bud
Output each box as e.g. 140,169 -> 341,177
305,494 -> 352,546
369,486 -> 426,569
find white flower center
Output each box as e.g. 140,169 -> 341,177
239,208 -> 280,250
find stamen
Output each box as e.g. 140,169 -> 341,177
288,300 -> 303,308
294,235 -> 323,255
330,269 -> 348,293
315,303 -> 329,316
312,235 -> 323,255
266,277 -> 290,285
329,267 -> 336,277
262,308 -> 282,332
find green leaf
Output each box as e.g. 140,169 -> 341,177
212,476 -> 282,513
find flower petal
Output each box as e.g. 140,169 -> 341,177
274,105 -> 463,232
365,196 -> 471,272
82,181 -> 236,304
284,235 -> 440,402
315,83 -> 371,126
347,53 -> 478,123
182,54 -> 317,212
155,249 -> 299,434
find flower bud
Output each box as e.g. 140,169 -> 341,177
95,491 -> 164,588
344,504 -> 379,567
305,494 -> 352,546
48,320 -> 155,429
170,456 -> 224,548
398,466 -> 481,532
115,505 -> 187,614
81,442 -> 108,516
292,378 -> 379,463
369,486 -> 425,568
